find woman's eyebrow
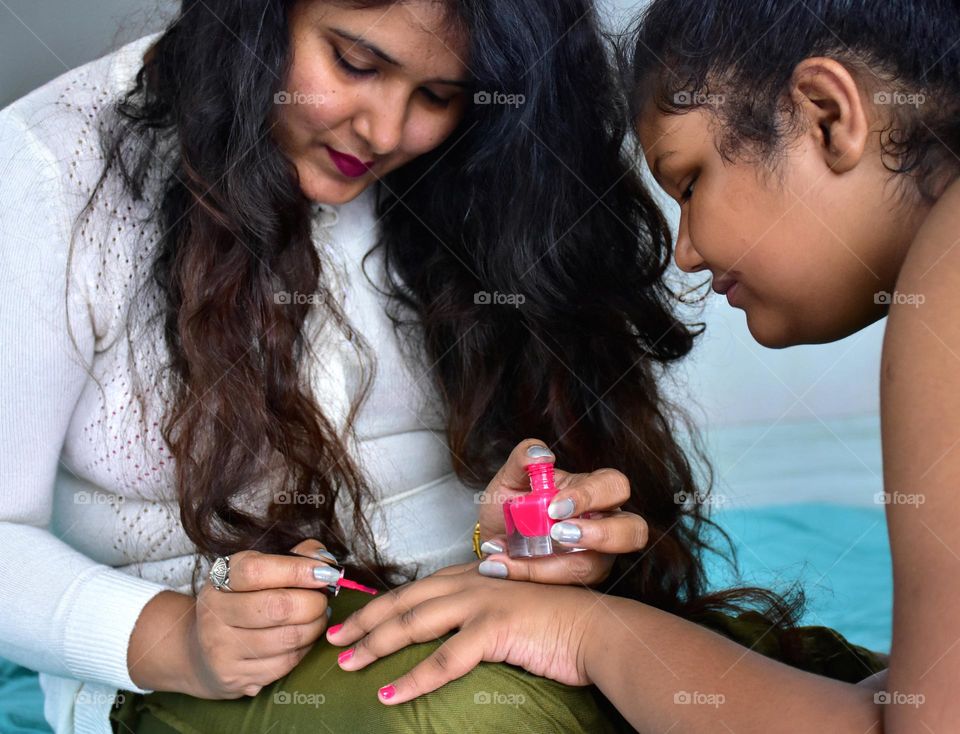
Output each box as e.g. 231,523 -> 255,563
329,27 -> 471,87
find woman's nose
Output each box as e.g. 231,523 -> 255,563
353,98 -> 404,157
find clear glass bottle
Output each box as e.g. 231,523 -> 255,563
504,462 -> 566,558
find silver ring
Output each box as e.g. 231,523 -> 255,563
209,555 -> 232,592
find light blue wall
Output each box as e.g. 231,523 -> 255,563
0,0 -> 176,109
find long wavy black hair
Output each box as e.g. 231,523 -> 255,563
69,0 -> 800,624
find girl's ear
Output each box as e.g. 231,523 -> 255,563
789,57 -> 869,174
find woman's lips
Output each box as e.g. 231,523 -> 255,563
325,145 -> 374,178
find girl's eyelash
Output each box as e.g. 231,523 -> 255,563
333,49 -> 453,108
680,176 -> 697,202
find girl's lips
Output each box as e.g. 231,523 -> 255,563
712,276 -> 744,307
711,276 -> 737,295
325,145 -> 374,178
724,281 -> 743,307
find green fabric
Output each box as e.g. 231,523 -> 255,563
110,592 -> 888,734
110,589 -> 631,734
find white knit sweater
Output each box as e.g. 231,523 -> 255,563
0,33 -> 477,734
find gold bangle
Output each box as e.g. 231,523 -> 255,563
471,521 -> 483,559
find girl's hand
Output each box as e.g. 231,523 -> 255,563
477,438 -> 648,586
326,562 -> 600,704
188,538 -> 340,699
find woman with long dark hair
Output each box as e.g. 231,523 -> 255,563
0,1 -> 845,732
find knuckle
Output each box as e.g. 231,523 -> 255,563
398,607 -> 419,630
266,589 -> 295,623
235,552 -> 266,588
634,517 -> 649,549
382,586 -> 408,611
280,624 -> 303,649
594,520 -> 612,546
598,468 -> 630,501
569,556 -> 597,585
219,672 -> 244,692
429,646 -> 450,672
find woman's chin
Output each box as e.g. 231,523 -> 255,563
297,161 -> 370,206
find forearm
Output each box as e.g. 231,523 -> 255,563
128,590 -> 203,695
583,596 -> 882,733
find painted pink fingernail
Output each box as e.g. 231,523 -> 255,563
379,684 -> 396,700
338,648 -> 354,665
327,623 -> 343,636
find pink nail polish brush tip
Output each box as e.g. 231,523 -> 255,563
329,566 -> 377,595
283,549 -> 378,595
337,577 -> 378,595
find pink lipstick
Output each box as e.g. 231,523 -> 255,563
325,145 -> 374,178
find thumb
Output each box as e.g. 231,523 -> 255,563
477,548 -> 602,586
288,538 -> 339,566
490,439 -> 557,492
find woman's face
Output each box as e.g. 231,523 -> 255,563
274,0 -> 471,205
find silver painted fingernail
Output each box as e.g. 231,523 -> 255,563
478,560 -> 508,578
313,549 -> 339,564
526,445 -> 554,459
550,522 -> 582,543
326,607 -> 333,619
548,497 -> 575,520
313,565 -> 342,584
480,540 -> 505,555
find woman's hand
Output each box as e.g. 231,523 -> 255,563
326,562 -> 601,704
477,438 -> 649,586
187,538 -> 340,699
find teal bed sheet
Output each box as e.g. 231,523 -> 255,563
704,503 -> 892,653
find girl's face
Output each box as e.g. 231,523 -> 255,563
274,1 -> 470,205
637,101 -> 928,348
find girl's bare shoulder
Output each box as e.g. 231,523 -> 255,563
897,178 -> 960,291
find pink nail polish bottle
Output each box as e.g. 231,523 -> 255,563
503,462 -> 564,558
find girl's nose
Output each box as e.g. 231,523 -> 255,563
673,216 -> 707,273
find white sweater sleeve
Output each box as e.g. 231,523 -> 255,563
0,108 -> 170,694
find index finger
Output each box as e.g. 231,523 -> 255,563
546,468 -> 631,520
224,549 -> 342,593
327,573 -> 462,646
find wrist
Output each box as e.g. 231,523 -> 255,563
128,591 -> 202,695
580,593 -> 619,686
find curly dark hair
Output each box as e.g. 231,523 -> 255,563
620,0 -> 960,200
